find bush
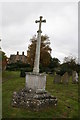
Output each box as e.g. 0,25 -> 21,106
56,64 -> 72,76
20,68 -> 33,77
20,69 -> 26,77
6,62 -> 32,71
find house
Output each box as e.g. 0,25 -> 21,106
9,51 -> 27,64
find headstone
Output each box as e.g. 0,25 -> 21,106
61,72 -> 69,84
72,71 -> 78,84
54,74 -> 61,84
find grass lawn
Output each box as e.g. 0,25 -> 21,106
2,71 -> 79,119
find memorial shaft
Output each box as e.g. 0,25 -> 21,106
33,16 -> 46,73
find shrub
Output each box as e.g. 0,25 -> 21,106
20,69 -> 26,77
20,68 -> 33,77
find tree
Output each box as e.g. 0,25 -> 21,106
48,57 -> 60,73
2,51 -> 7,61
49,57 -> 60,68
27,35 -> 52,68
1,51 -> 7,70
58,56 -> 78,75
63,56 -> 77,71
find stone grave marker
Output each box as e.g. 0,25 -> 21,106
72,71 -> 78,84
12,16 -> 58,110
25,16 -> 46,92
61,72 -> 69,84
54,74 -> 61,84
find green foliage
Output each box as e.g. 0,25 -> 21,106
39,57 -> 60,74
77,64 -> 80,73
57,56 -> 79,76
6,62 -> 33,77
48,57 -> 60,73
20,69 -> 26,77
6,62 -> 32,71
56,63 -> 72,76
2,71 -> 79,118
49,57 -> 60,68
20,68 -> 33,77
39,63 -> 50,73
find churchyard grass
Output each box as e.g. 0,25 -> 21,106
2,71 -> 79,118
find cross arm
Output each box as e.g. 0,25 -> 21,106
35,20 -> 46,23
35,20 -> 40,23
42,20 -> 46,23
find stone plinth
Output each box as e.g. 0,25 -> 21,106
25,72 -> 46,91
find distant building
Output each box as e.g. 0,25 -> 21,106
9,51 -> 27,64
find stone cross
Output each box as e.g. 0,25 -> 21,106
33,16 -> 46,73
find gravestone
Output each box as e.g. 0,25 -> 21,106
12,16 -> 57,110
54,74 -> 61,84
72,71 -> 78,84
61,72 -> 69,84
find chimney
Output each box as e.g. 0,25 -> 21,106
17,51 -> 19,55
22,52 -> 24,55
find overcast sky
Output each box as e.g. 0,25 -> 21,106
1,2 -> 78,63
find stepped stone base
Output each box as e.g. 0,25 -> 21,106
12,88 -> 58,111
